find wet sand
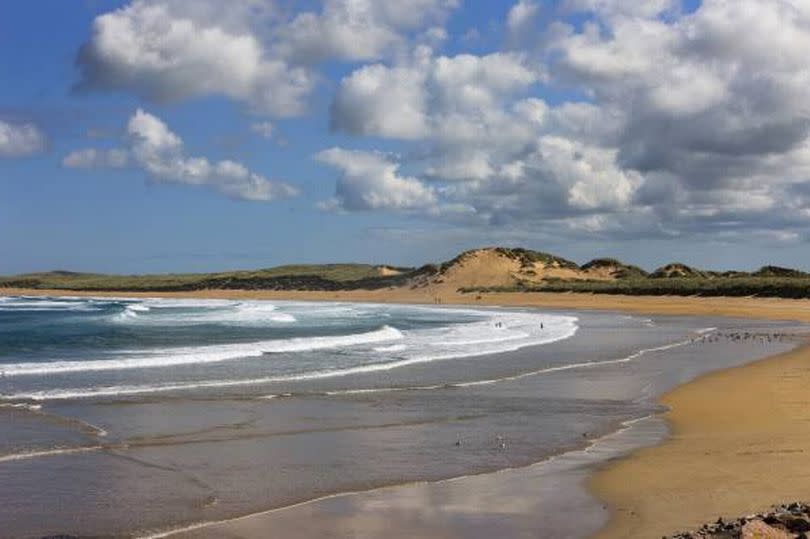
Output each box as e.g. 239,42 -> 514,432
6,287 -> 810,538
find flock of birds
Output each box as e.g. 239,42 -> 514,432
691,331 -> 796,345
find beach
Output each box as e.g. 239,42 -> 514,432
590,342 -> 810,538
2,288 -> 810,538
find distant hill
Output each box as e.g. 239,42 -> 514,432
0,264 -> 416,292
3,246 -> 810,299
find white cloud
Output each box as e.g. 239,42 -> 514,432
320,0 -> 810,245
76,0 -> 459,117
251,121 -> 274,139
331,49 -> 538,143
279,0 -> 458,64
69,0 -> 810,244
528,136 -> 642,210
77,1 -> 312,116
316,148 -> 436,211
331,59 -> 430,140
0,120 -> 46,158
64,109 -> 297,202
507,1 -> 540,39
63,148 -> 129,169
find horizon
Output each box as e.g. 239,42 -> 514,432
8,245 -> 810,277
4,0 -> 810,275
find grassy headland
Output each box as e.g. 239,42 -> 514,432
0,264 -> 418,292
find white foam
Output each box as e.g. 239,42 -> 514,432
287,331 -> 704,398
141,298 -> 239,308
373,344 -> 408,352
0,299 -> 94,311
0,318 -> 579,400
0,326 -> 403,377
0,445 -> 103,463
268,313 -> 297,323
112,300 -> 298,326
0,403 -> 42,411
0,300 -> 581,400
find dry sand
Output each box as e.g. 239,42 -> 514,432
5,287 -> 810,538
590,342 -> 810,538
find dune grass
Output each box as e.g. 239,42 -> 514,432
0,264 -> 408,292
461,277 -> 810,299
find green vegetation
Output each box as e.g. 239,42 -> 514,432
649,262 -> 707,279
461,276 -> 810,299
494,247 -> 580,270
0,264 -> 416,292
581,258 -> 649,279
752,265 -> 809,278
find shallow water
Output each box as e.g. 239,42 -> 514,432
0,296 -> 802,538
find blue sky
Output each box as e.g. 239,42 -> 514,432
2,0 -> 809,274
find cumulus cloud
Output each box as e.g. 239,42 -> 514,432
316,148 -> 436,211
331,48 -> 538,142
64,109 -> 297,202
70,0 -> 810,244
279,0 -> 458,64
0,120 -> 46,158
542,0 -> 810,235
507,1 -> 540,39
75,0 -> 459,116
76,0 -> 313,116
319,0 -> 810,245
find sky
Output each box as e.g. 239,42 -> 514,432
2,0 -> 810,274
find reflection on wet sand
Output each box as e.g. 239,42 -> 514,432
165,417 -> 668,539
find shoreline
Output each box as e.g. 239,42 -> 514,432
5,288 -> 810,537
6,287 -> 810,323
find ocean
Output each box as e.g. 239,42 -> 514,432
0,295 -> 802,537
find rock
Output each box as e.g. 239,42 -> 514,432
769,514 -> 810,533
742,520 -> 794,539
665,502 -> 810,538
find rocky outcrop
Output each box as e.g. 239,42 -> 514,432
667,502 -> 810,538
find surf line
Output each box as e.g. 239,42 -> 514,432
271,328 -> 718,398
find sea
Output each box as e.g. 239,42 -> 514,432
0,295 -> 803,538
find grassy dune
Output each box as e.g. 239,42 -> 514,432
0,264 -> 413,292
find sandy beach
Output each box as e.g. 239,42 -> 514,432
4,287 -> 810,538
590,341 -> 810,538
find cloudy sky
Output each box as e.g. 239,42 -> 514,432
3,0 -> 810,274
